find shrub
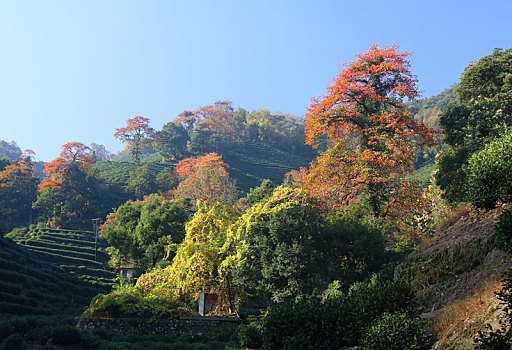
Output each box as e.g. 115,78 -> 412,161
83,286 -> 194,319
465,131 -> 512,209
474,324 -> 510,350
260,272 -> 413,349
474,273 -> 512,348
340,273 -> 413,344
363,311 -> 422,350
29,324 -> 81,345
5,227 -> 28,240
495,208 -> 512,253
0,334 -> 24,350
261,298 -> 344,350
238,322 -> 263,349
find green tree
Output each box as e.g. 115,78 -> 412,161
242,179 -> 275,207
229,187 -> 325,302
153,122 -> 190,161
0,156 -> 39,233
102,194 -> 188,270
33,164 -> 124,229
155,167 -> 179,193
230,186 -> 387,302
465,130 -> 512,209
126,164 -> 157,199
436,48 -> 512,203
0,140 -> 22,161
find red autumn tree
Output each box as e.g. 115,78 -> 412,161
0,151 -> 39,231
304,44 -> 438,214
174,101 -> 235,136
173,153 -> 237,207
39,142 -> 93,192
114,116 -> 155,162
20,149 -> 36,161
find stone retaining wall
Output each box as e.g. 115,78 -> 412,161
77,316 -> 242,336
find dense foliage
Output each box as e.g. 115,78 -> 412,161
408,85 -> 458,128
465,131 -> 512,209
83,285 -> 194,320
0,140 -> 22,160
33,142 -> 127,228
0,154 -> 38,234
258,272 -> 414,349
169,101 -> 314,158
126,164 -> 158,199
304,44 -> 437,215
102,194 -> 189,271
4,44 -> 512,349
135,201 -> 240,315
363,310 -> 422,350
230,187 -> 326,302
436,48 -> 512,203
495,208 -> 512,253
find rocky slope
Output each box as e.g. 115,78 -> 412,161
397,203 -> 512,349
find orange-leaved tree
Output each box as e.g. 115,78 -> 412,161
39,142 -> 94,192
173,153 -> 237,207
114,116 -> 155,162
304,44 -> 438,217
174,101 -> 235,135
0,149 -> 39,232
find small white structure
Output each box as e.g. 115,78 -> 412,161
198,292 -> 218,316
119,264 -> 136,281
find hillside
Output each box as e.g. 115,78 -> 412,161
397,204 -> 512,349
94,140 -> 315,195
93,160 -> 171,187
216,140 -> 314,194
409,85 -> 458,128
408,86 -> 458,183
1,228 -> 116,316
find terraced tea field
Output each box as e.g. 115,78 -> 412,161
1,228 -> 116,316
94,140 -> 315,196
217,140 -> 314,193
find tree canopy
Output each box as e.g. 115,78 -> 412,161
102,194 -> 189,271
304,44 -> 437,215
114,116 -> 155,162
435,48 -> 512,203
173,153 -> 237,208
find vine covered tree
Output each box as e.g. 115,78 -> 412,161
304,44 -> 437,215
228,186 -> 325,302
135,200 -> 240,314
115,116 -> 155,162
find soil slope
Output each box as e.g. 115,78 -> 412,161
397,203 -> 512,349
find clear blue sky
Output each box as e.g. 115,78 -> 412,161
1,0 -> 511,161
